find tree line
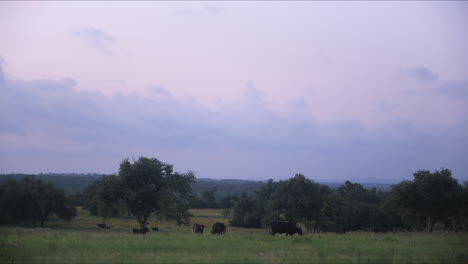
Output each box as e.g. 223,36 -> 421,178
229,169 -> 468,233
0,176 -> 76,227
1,156 -> 467,233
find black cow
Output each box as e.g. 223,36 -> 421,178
132,227 -> 149,234
211,222 -> 226,235
97,224 -> 110,229
192,224 -> 206,234
269,222 -> 303,236
152,227 -> 159,231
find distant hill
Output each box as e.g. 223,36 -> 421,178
0,173 -> 103,194
0,174 -> 393,196
192,178 -> 265,199
318,181 -> 393,191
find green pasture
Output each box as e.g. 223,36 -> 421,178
1,209 -> 467,263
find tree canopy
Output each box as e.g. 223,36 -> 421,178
391,168 -> 462,232
229,168 -> 467,233
0,176 -> 76,227
83,157 -> 196,229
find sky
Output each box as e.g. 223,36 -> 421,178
0,1 -> 467,183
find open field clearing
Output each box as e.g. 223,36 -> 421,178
1,209 -> 467,263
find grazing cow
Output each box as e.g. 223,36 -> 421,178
132,227 -> 149,234
152,227 -> 159,231
192,224 -> 206,234
97,224 -> 110,229
211,222 -> 226,235
269,222 -> 303,236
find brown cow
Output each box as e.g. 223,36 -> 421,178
192,224 -> 206,234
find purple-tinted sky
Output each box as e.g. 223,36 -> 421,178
0,2 -> 467,183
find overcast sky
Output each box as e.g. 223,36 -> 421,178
0,1 -> 467,183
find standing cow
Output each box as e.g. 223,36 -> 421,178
211,222 -> 226,235
192,224 -> 206,234
269,222 -> 303,236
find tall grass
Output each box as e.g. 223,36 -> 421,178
1,228 -> 467,263
1,209 -> 467,263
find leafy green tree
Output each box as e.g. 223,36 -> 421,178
0,177 -> 76,227
219,195 -> 238,209
154,168 -> 195,226
378,190 -> 406,231
270,174 -> 328,224
392,168 -> 462,232
118,157 -> 195,230
337,181 -> 378,204
255,179 -> 278,227
201,188 -> 217,208
188,194 -> 207,209
230,192 -> 261,228
82,175 -> 123,224
68,191 -> 85,207
458,182 -> 468,232
0,179 -> 31,225
322,181 -> 385,232
221,208 -> 233,218
82,180 -> 99,216
82,176 -> 123,218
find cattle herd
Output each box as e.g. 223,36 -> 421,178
124,221 -> 303,236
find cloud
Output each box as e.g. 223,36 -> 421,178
436,80 -> 468,99
377,101 -> 399,114
73,26 -> 116,48
0,61 -> 467,182
242,81 -> 266,107
398,66 -> 439,82
0,56 -> 5,84
390,119 -> 415,134
147,85 -> 173,98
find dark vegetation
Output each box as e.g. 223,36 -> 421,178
0,177 -> 76,227
229,170 -> 468,233
1,156 -> 467,234
82,157 -> 195,229
0,173 -> 102,194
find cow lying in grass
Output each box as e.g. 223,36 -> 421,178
97,224 -> 110,229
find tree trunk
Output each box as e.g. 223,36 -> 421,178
138,214 -> 148,230
427,217 -> 434,233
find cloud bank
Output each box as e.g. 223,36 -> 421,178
0,62 -> 467,183
398,66 -> 439,82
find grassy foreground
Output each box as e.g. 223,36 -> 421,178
1,209 -> 467,263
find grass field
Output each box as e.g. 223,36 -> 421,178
1,209 -> 467,263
